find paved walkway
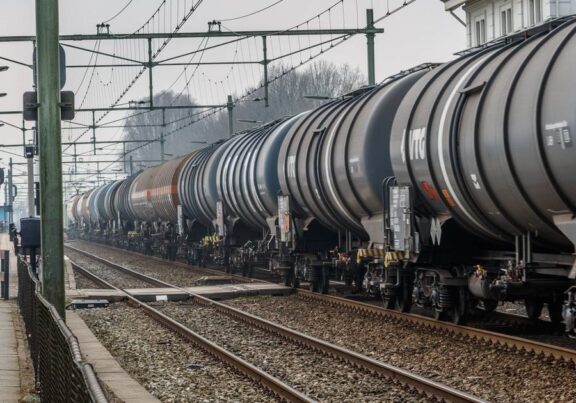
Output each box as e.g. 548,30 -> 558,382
0,233 -> 27,402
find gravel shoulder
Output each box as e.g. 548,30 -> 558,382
224,295 -> 576,403
78,303 -> 272,402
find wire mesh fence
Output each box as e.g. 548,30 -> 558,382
17,256 -> 108,403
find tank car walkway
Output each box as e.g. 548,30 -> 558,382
0,233 -> 32,402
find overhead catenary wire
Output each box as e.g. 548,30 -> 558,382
64,0 -> 204,153
64,0 -> 394,184
101,0 -> 135,24
64,0 -> 351,150
219,0 -> 285,22
69,2 -> 356,180
373,0 -> 418,24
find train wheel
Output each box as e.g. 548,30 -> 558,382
482,299 -> 498,313
309,266 -> 321,293
382,296 -> 395,309
344,273 -> 353,287
525,300 -> 544,320
433,308 -> 448,321
394,280 -> 412,313
547,301 -> 563,324
394,270 -> 413,313
319,266 -> 330,294
282,267 -> 292,287
451,288 -> 469,325
283,267 -> 299,289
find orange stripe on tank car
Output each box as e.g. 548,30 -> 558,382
154,185 -> 178,196
441,189 -> 456,208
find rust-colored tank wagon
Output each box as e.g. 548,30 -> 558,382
150,156 -> 190,222
128,156 -> 190,223
129,166 -> 158,222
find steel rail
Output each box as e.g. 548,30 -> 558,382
69,260 -> 314,403
67,247 -> 485,403
295,289 -> 576,364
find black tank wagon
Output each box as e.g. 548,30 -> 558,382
67,19 -> 576,334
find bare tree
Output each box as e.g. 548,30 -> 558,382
211,60 -> 365,133
122,91 -> 213,169
122,61 -> 365,168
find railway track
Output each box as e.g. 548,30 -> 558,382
66,244 -> 252,286
70,258 -> 312,402
67,247 -> 484,403
71,241 -> 576,347
69,241 -> 576,354
295,290 -> 576,365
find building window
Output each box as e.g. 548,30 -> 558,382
501,7 -> 512,35
475,17 -> 486,46
529,0 -> 542,25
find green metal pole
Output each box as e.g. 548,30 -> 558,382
8,158 -> 13,224
21,118 -> 25,149
36,0 -> 65,317
160,132 -> 165,163
3,180 -> 7,226
73,143 -> 77,174
366,9 -> 375,86
148,38 -> 154,109
129,155 -> 133,176
227,95 -> 234,137
262,36 -> 269,107
122,141 -> 126,174
92,110 -> 96,155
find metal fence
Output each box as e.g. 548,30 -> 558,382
17,256 -> 108,403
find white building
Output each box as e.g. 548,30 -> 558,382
442,0 -> 576,47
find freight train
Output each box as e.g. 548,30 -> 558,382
66,19 -> 576,334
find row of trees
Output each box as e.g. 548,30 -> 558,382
122,61 -> 365,169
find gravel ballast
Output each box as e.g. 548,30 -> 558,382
66,250 -> 152,289
224,295 -> 576,403
67,241 -> 245,287
78,303 -> 271,402
155,301 -> 425,402
73,270 -> 106,289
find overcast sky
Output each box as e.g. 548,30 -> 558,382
0,0 -> 465,201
